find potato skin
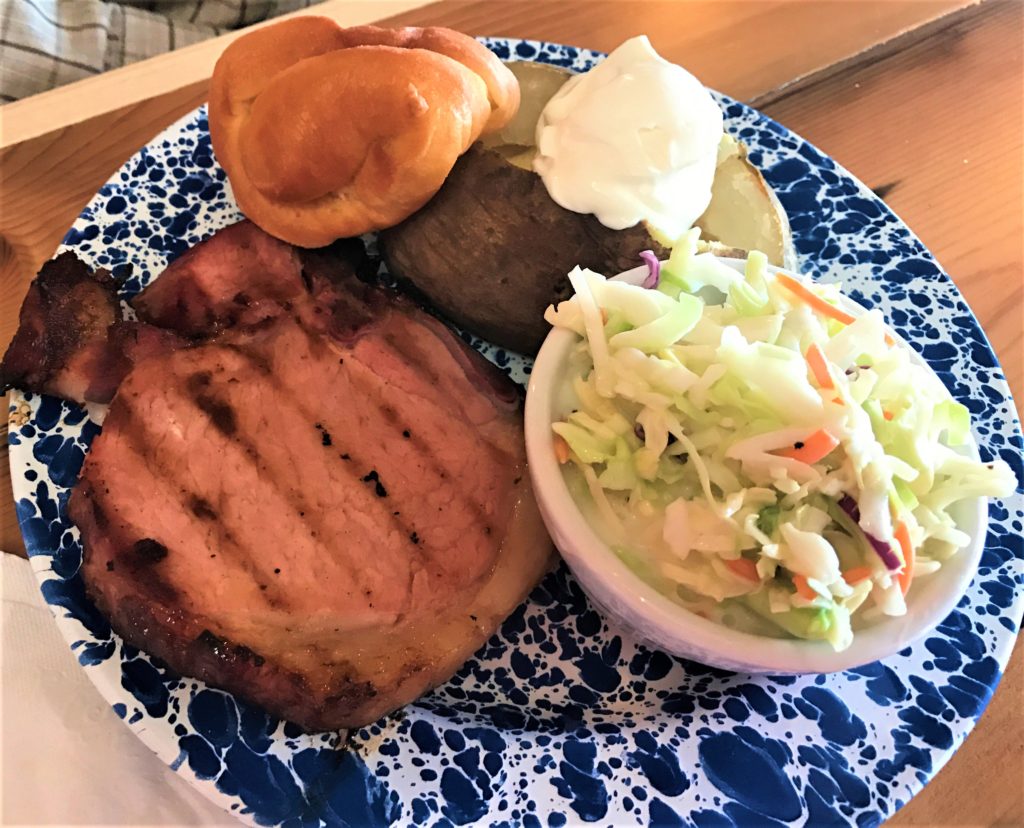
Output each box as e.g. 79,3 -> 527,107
380,143 -> 666,355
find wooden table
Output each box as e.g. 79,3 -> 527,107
1,1 -> 1020,824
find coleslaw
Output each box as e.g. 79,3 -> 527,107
545,231 -> 1017,650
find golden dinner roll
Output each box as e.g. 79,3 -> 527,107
322,25 -> 520,131
209,17 -> 520,247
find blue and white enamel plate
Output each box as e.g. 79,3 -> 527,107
8,38 -> 1023,828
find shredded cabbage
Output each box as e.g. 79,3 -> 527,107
547,242 -> 1018,651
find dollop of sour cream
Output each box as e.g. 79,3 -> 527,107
534,36 -> 724,241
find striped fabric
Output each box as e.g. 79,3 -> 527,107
0,0 -> 321,103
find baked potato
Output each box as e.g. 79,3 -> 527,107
698,134 -> 794,270
381,62 -> 794,355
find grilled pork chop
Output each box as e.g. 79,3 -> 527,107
5,222 -> 553,731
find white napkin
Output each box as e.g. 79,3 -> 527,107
1,552 -> 236,826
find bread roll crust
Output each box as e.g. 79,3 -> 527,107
209,17 -> 519,247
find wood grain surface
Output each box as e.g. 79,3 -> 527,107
1,1 -> 1020,825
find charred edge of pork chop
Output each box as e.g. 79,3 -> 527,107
130,221 -> 377,339
131,220 -> 303,337
0,253 -> 121,402
1,223 -> 376,405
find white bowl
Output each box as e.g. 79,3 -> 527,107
524,257 -> 987,673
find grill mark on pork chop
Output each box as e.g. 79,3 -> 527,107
118,540 -> 179,605
189,497 -> 218,521
336,323 -> 512,522
84,488 -> 112,531
370,398 -> 494,532
186,371 -> 237,437
196,629 -> 266,668
194,394 -> 237,437
292,319 -> 512,561
173,358 -> 435,612
109,394 -> 295,609
210,337 -> 429,550
187,495 -> 246,570
132,538 -> 168,562
381,331 -> 444,390
221,342 -> 273,375
124,538 -> 182,603
82,448 -> 287,609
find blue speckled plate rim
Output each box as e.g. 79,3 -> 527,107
6,34 -> 1023,827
